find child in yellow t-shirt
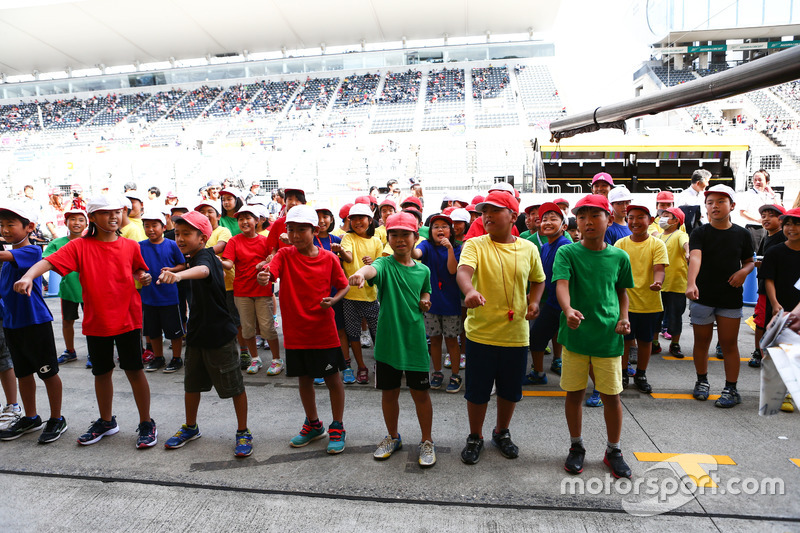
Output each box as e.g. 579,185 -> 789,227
655,207 -> 689,358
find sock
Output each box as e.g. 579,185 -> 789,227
697,373 -> 708,383
635,368 -> 646,377
725,380 -> 737,390
570,436 -> 583,446
186,423 -> 198,430
146,343 -> 153,351
309,419 -> 322,428
240,348 -> 249,354
607,441 -> 621,453
236,427 -> 249,434
345,359 -> 351,367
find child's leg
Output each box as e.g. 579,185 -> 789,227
343,300 -> 367,369
692,323 -> 714,375
717,315 -> 742,383
324,372 -> 345,422
754,327 -> 765,358
231,390 -> 248,431
42,374 -> 63,419
409,388 -> 433,442
531,350 -> 544,373
256,298 -> 280,360
496,396 -> 517,432
150,336 -> 164,359
171,337 -> 183,361
338,329 -> 350,362
184,392 -> 201,426
124,370 -> 152,423
0,368 -> 17,405
564,390 -> 584,438
444,337 -> 461,376
17,374 -> 37,418
551,336 -> 562,361
245,337 -> 258,359
467,401 -> 488,436
298,375 -> 319,421
63,319 -> 76,353
382,388 -> 401,438
599,393 -> 622,443
429,335 -> 444,372
95,371 -> 115,420
635,339 -> 652,371
622,340 -> 632,369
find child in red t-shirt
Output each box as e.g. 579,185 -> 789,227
258,205 -> 350,454
222,206 -> 281,375
16,195 -> 157,449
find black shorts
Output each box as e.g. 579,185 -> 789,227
61,299 -> 83,322
86,329 -> 143,376
225,291 -> 241,328
624,311 -> 661,342
4,323 -> 59,379
374,360 -> 430,391
333,298 -> 345,331
142,304 -> 185,340
184,338 -> 244,398
464,338 -> 527,404
529,303 -> 561,351
286,347 -> 347,378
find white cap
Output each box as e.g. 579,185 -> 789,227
442,192 -> 456,202
220,187 -> 241,199
234,205 -> 260,219
488,182 -> 514,194
63,208 -> 88,220
314,202 -> 334,215
247,196 -> 269,207
141,210 -> 166,225
449,208 -> 471,223
286,205 -> 319,226
0,203 -> 37,225
454,193 -> 471,206
87,195 -> 127,214
124,191 -> 147,204
194,200 -> 221,214
348,203 -> 374,218
704,184 -> 736,203
608,185 -> 634,204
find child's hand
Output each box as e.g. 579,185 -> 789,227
13,279 -> 32,296
649,280 -> 662,291
686,284 -> 699,300
728,270 -> 748,288
279,232 -> 289,244
440,238 -> 452,250
526,302 -> 540,321
615,318 -> 631,335
419,299 -> 432,313
565,307 -> 584,329
754,260 -> 762,269
138,272 -> 152,286
349,273 -> 366,288
464,289 -> 486,308
320,297 -> 334,309
330,242 -> 342,253
362,255 -> 373,265
157,269 -> 180,285
257,270 -> 272,286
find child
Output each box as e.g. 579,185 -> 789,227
450,208 -> 471,245
0,204 -> 65,444
374,198 -> 397,246
221,206 -> 282,375
457,191 -> 545,465
655,207 -> 690,358
121,191 -> 147,242
412,214 -> 463,393
566,217 -> 580,242
219,188 -> 243,236
16,195 -> 157,448
157,211 -> 253,457
520,203 -> 541,241
553,194 -> 633,478
44,208 -> 87,366
526,202 -> 571,385
686,185 -> 754,408
332,203 -> 353,237
614,204 -> 669,393
335,203 -> 384,384
760,207 -> 800,412
605,186 -> 633,245
349,212 -> 437,467
139,211 -> 187,372
264,188 -> 307,258
258,205 -> 350,453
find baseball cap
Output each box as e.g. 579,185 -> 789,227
608,185 -> 634,204
465,204 -> 480,214
524,202 -> 542,215
286,205 -> 319,226
166,191 -> 177,199
354,195 -> 374,206
339,203 -> 354,220
476,191 -> 520,213
449,208 -> 471,223
400,196 -> 423,210
471,195 -> 485,205
442,207 -> 456,216
348,203 -> 374,218
664,207 -> 685,226
553,198 -> 569,207
170,203 -> 190,214
780,207 -> 800,220
234,205 -> 260,219
704,184 -> 736,203
591,172 -> 614,187
758,204 -> 786,216
0,203 -> 37,225
429,214 -> 453,226
656,191 -> 675,204
194,200 -> 220,214
285,187 -> 306,199
572,194 -> 612,215
385,212 -> 418,232
453,193 -> 470,207
206,179 -> 222,188
63,208 -> 88,220
125,191 -> 146,204
48,187 -> 61,196
87,195 -> 127,214
626,204 -> 653,217
379,198 -> 398,210
538,202 -> 565,221
247,196 -> 269,207
172,210 -> 212,237
314,203 -> 334,216
141,210 -> 166,225
488,182 -> 514,194
219,187 -> 241,198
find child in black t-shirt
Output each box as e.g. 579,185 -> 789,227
686,185 -> 754,409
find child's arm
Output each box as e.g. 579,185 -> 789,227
321,285 -> 350,309
158,265 -> 209,284
162,264 -> 187,274
419,291 -> 431,313
0,250 -> 14,262
683,241 -> 690,262
556,279 -> 582,329
456,265 -> 485,308
526,280 -> 543,320
615,286 -> 631,335
728,257 -> 754,288
443,238 -> 457,274
650,264 -> 665,291
220,258 -> 234,270
339,249 -> 353,263
13,259 -> 55,296
134,268 -> 152,286
211,240 -> 227,255
787,301 -> 800,334
349,265 -> 377,287
411,247 -> 423,260
686,249 -> 701,300
765,279 -> 781,316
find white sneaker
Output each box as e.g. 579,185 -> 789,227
418,440 -> 437,467
360,330 -> 372,348
246,357 -> 263,374
459,354 -> 466,369
0,404 -> 22,430
267,358 -> 284,376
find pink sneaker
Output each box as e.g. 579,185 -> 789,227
661,328 -> 672,340
356,367 -> 369,384
142,349 -> 155,364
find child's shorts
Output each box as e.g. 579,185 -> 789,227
184,337 -> 245,399
689,301 -> 743,325
343,299 -> 379,341
234,296 -> 278,340
624,311 -> 661,342
374,360 -> 430,391
142,304 -> 186,340
464,338 -> 527,404
333,298 -> 345,331
86,329 -> 143,376
424,313 -> 461,338
225,291 -> 241,328
286,347 -> 347,379
0,320 -> 13,373
61,299 -> 83,322
560,348 -> 623,396
753,294 -> 767,329
4,323 -> 58,380
529,303 -> 561,351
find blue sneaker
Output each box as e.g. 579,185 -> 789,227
136,419 -> 158,449
714,387 -> 742,408
58,350 -> 77,364
430,371 -> 444,389
550,358 -> 562,375
164,424 -> 201,449
342,367 -> 356,384
235,428 -> 253,457
85,355 -> 92,369
522,371 -> 547,385
313,377 -> 325,385
626,363 -> 635,377
290,418 -> 327,447
586,390 -> 603,407
715,343 -> 723,359
327,421 -> 346,454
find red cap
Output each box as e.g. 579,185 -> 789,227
664,207 -> 685,226
572,194 -> 611,215
172,210 -> 212,238
442,207 -> 456,216
626,204 -> 653,217
591,172 -> 614,186
166,191 -> 177,199
355,195 -> 374,206
379,198 -> 397,210
471,195 -> 485,205
465,204 -> 479,213
338,203 -> 354,220
780,207 -> 800,220
553,197 -> 569,206
524,203 -> 542,215
656,191 -> 675,203
429,214 -> 452,226
476,191 -> 520,213
514,189 -> 521,200
48,188 -> 60,196
759,204 -> 786,216
400,196 -> 423,210
538,202 -> 565,221
385,212 -> 418,232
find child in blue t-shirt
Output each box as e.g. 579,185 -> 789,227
139,212 -> 187,372
413,214 -> 463,393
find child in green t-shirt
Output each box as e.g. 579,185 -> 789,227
553,194 -> 634,479
44,209 -> 87,366
348,212 -> 436,468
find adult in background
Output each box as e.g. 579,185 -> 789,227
70,184 -> 86,211
206,180 -> 222,201
267,189 -> 285,221
410,181 -> 425,208
43,188 -> 67,239
384,179 -> 402,205
123,181 -> 137,193
736,169 -> 782,252
676,169 -> 711,231
165,191 -> 178,207
246,181 -> 260,203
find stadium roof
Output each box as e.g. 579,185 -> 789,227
652,24 -> 800,47
0,0 -> 561,77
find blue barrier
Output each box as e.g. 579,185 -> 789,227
743,265 -> 758,306
46,271 -> 61,297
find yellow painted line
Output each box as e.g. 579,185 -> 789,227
650,393 -> 721,400
522,390 -> 567,397
662,356 -> 749,362
791,459 -> 800,469
635,453 -> 736,488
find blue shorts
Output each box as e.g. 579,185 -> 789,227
529,303 -> 561,351
624,311 -> 661,342
464,338 -> 527,404
689,301 -> 743,325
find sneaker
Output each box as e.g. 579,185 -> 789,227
446,374 -> 463,393
0,415 -> 43,441
136,419 -> 158,448
522,371 -> 547,385
545,346 -> 552,355
38,417 -> 68,444
491,428 -> 519,459
460,433 -> 484,465
164,357 -> 183,373
255,335 -> 264,348
58,350 -> 77,364
443,354 -> 452,368
327,421 -> 346,454
356,367 -> 369,384
430,371 -> 444,389
313,377 -> 325,385
748,350 -> 762,368
290,418 -> 327,448
550,358 -> 562,375
246,357 -> 263,374
564,442 -> 586,474
274,316 -> 280,329
459,354 -> 466,369
85,355 -> 92,369
586,390 -> 603,407
622,372 -> 629,388
661,327 -> 672,340
145,356 -> 166,372
626,363 -> 635,377
342,367 -> 356,384
418,440 -> 436,467
629,345 -> 638,365
714,387 -> 742,408
652,341 -> 662,354
634,374 -> 653,393
234,428 -> 253,457
267,358 -> 284,376
0,403 -> 22,431
360,330 -> 372,348
715,343 -> 723,359
373,434 -> 402,459
669,343 -> 684,358
693,380 -> 710,401
239,351 -> 251,370
164,424 -> 201,449
604,448 -> 632,479
77,416 -> 119,445
142,349 -> 155,364
781,394 -> 794,413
